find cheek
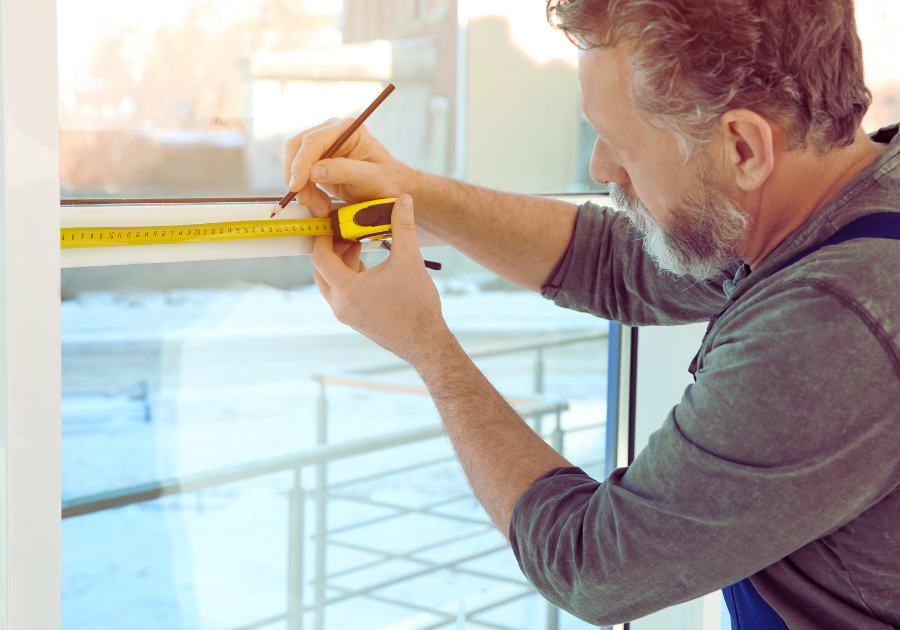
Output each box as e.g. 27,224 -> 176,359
628,159 -> 696,223
626,178 -> 669,223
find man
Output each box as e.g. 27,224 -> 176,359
283,0 -> 900,627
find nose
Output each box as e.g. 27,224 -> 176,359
589,137 -> 630,185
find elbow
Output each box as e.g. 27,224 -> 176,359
508,469 -> 647,625
518,553 -> 636,626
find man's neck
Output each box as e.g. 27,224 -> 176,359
742,128 -> 888,269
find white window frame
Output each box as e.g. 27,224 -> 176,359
1,0 -> 62,627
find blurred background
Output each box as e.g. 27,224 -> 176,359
58,0 -> 604,201
57,0 -> 900,202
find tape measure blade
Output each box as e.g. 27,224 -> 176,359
60,218 -> 334,249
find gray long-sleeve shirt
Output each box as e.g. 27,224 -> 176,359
510,124 -> 900,629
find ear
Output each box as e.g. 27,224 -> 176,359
718,110 -> 775,192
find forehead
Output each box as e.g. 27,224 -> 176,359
579,48 -> 639,139
578,47 -> 626,93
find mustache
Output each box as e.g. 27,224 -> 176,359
608,182 -> 654,228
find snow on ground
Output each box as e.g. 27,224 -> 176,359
61,278 -> 608,630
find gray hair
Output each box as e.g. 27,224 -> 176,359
549,0 -> 872,159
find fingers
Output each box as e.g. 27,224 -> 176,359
308,157 -> 382,191
283,119 -> 335,186
313,269 -> 331,301
295,181 -> 318,207
287,118 -> 356,192
308,185 -> 332,217
311,235 -> 356,289
291,181 -> 332,218
386,195 -> 421,258
341,241 -> 362,273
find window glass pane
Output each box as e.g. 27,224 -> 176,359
58,0 -> 600,200
61,250 -> 608,630
57,0 -> 900,202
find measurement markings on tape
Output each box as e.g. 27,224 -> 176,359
61,218 -> 335,249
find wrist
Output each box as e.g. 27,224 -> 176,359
396,165 -> 433,200
407,323 -> 463,377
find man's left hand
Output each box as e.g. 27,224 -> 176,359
311,194 -> 449,364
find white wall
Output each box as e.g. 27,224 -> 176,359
629,323 -> 724,630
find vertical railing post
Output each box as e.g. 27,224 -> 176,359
546,406 -> 565,630
287,466 -> 305,630
547,600 -> 560,630
534,347 -> 545,395
551,410 -> 563,454
314,379 -> 329,630
534,346 -> 546,442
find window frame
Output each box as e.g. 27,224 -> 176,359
1,0 -> 63,627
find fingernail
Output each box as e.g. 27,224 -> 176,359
311,165 -> 327,180
288,175 -> 298,189
400,195 -> 413,210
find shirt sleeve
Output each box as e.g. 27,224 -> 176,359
541,201 -> 739,326
510,282 -> 900,626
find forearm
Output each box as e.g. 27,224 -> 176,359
411,326 -> 573,537
401,169 -> 579,292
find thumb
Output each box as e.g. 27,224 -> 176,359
389,195 -> 420,256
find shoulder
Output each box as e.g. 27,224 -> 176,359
717,221 -> 900,357
754,234 -> 900,374
688,251 -> 900,465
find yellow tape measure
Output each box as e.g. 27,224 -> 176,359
61,218 -> 335,249
61,199 -> 396,249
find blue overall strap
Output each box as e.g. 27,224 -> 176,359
719,212 -> 900,630
774,212 -> 900,270
723,579 -> 788,630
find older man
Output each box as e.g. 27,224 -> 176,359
283,0 -> 900,627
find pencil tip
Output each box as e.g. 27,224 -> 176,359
270,211 -> 276,218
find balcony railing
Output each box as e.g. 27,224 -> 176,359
62,329 -> 607,630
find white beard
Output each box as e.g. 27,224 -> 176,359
608,172 -> 750,281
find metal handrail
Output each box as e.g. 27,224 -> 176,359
350,328 -> 608,375
61,399 -> 566,519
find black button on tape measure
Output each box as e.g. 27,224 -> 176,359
353,202 -> 394,227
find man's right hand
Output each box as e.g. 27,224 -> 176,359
283,117 -> 410,218
282,114 -> 580,293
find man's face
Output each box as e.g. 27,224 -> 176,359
579,47 -> 750,280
